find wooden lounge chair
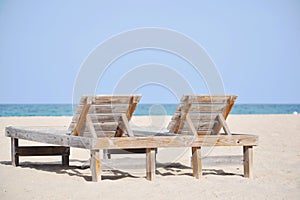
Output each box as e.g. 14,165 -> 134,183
163,95 -> 258,179
5,95 -> 141,181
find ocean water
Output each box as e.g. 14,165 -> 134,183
0,104 -> 300,117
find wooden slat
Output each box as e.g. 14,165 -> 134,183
69,122 -> 119,132
168,120 -> 217,132
76,104 -> 129,114
6,126 -> 258,149
217,113 -> 231,135
177,103 -> 226,113
182,95 -> 235,103
71,113 -> 122,123
121,113 -> 134,137
92,134 -> 258,149
16,146 -> 70,156
82,131 -> 116,138
171,112 -> 218,121
80,95 -> 141,104
176,130 -> 212,135
73,97 -> 91,136
172,96 -> 192,134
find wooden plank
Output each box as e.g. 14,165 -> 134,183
121,113 -> 134,137
177,130 -> 212,135
6,126 -> 93,149
183,103 -> 226,113
11,138 -> 19,167
171,112 -> 218,122
191,147 -> 202,178
70,113 -> 122,123
82,131 -> 116,138
16,146 -> 70,156
182,95 -> 236,103
92,134 -> 258,149
73,97 -> 91,136
217,114 -> 231,135
168,120 -> 217,132
6,126 -> 258,149
243,146 -> 253,178
69,122 -> 119,132
90,150 -> 101,181
172,97 -> 192,134
76,104 -> 129,114
146,148 -> 156,181
80,95 -> 141,104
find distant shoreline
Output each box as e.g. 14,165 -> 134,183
1,103 -> 300,116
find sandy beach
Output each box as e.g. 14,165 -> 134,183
0,115 -> 299,199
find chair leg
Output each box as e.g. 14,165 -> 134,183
146,148 -> 156,181
11,138 -> 19,167
191,147 -> 202,179
243,146 -> 253,178
90,150 -> 101,182
62,147 -> 70,166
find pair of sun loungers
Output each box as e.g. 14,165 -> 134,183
5,95 -> 258,181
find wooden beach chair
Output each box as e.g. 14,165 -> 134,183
149,95 -> 258,179
5,95 -> 141,181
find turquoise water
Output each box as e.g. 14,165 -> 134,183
0,104 -> 300,117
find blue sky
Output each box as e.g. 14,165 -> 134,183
0,0 -> 300,104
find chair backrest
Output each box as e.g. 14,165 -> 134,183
167,95 -> 237,135
68,95 -> 141,137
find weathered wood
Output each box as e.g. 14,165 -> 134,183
6,126 -> 92,149
217,114 -> 231,135
243,146 -> 253,178
146,148 -> 156,181
168,119 -> 217,132
82,131 -> 116,138
71,113 -> 122,123
90,150 -> 101,181
69,121 -> 119,132
192,147 -> 202,178
178,103 -> 226,113
76,104 -> 130,114
181,95 -> 237,103
80,95 -> 141,104
73,97 -> 91,136
92,134 -> 258,149
86,115 -> 98,138
185,114 -> 198,136
6,127 -> 258,149
121,113 -> 134,137
16,146 -> 70,156
11,138 -> 19,167
172,97 -> 192,133
171,113 -> 218,123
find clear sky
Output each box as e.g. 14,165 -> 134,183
0,0 -> 300,104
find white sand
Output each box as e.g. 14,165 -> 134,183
0,115 -> 299,199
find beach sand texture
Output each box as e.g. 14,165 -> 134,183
0,115 -> 299,199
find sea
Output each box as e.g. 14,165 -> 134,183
0,104 -> 300,117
